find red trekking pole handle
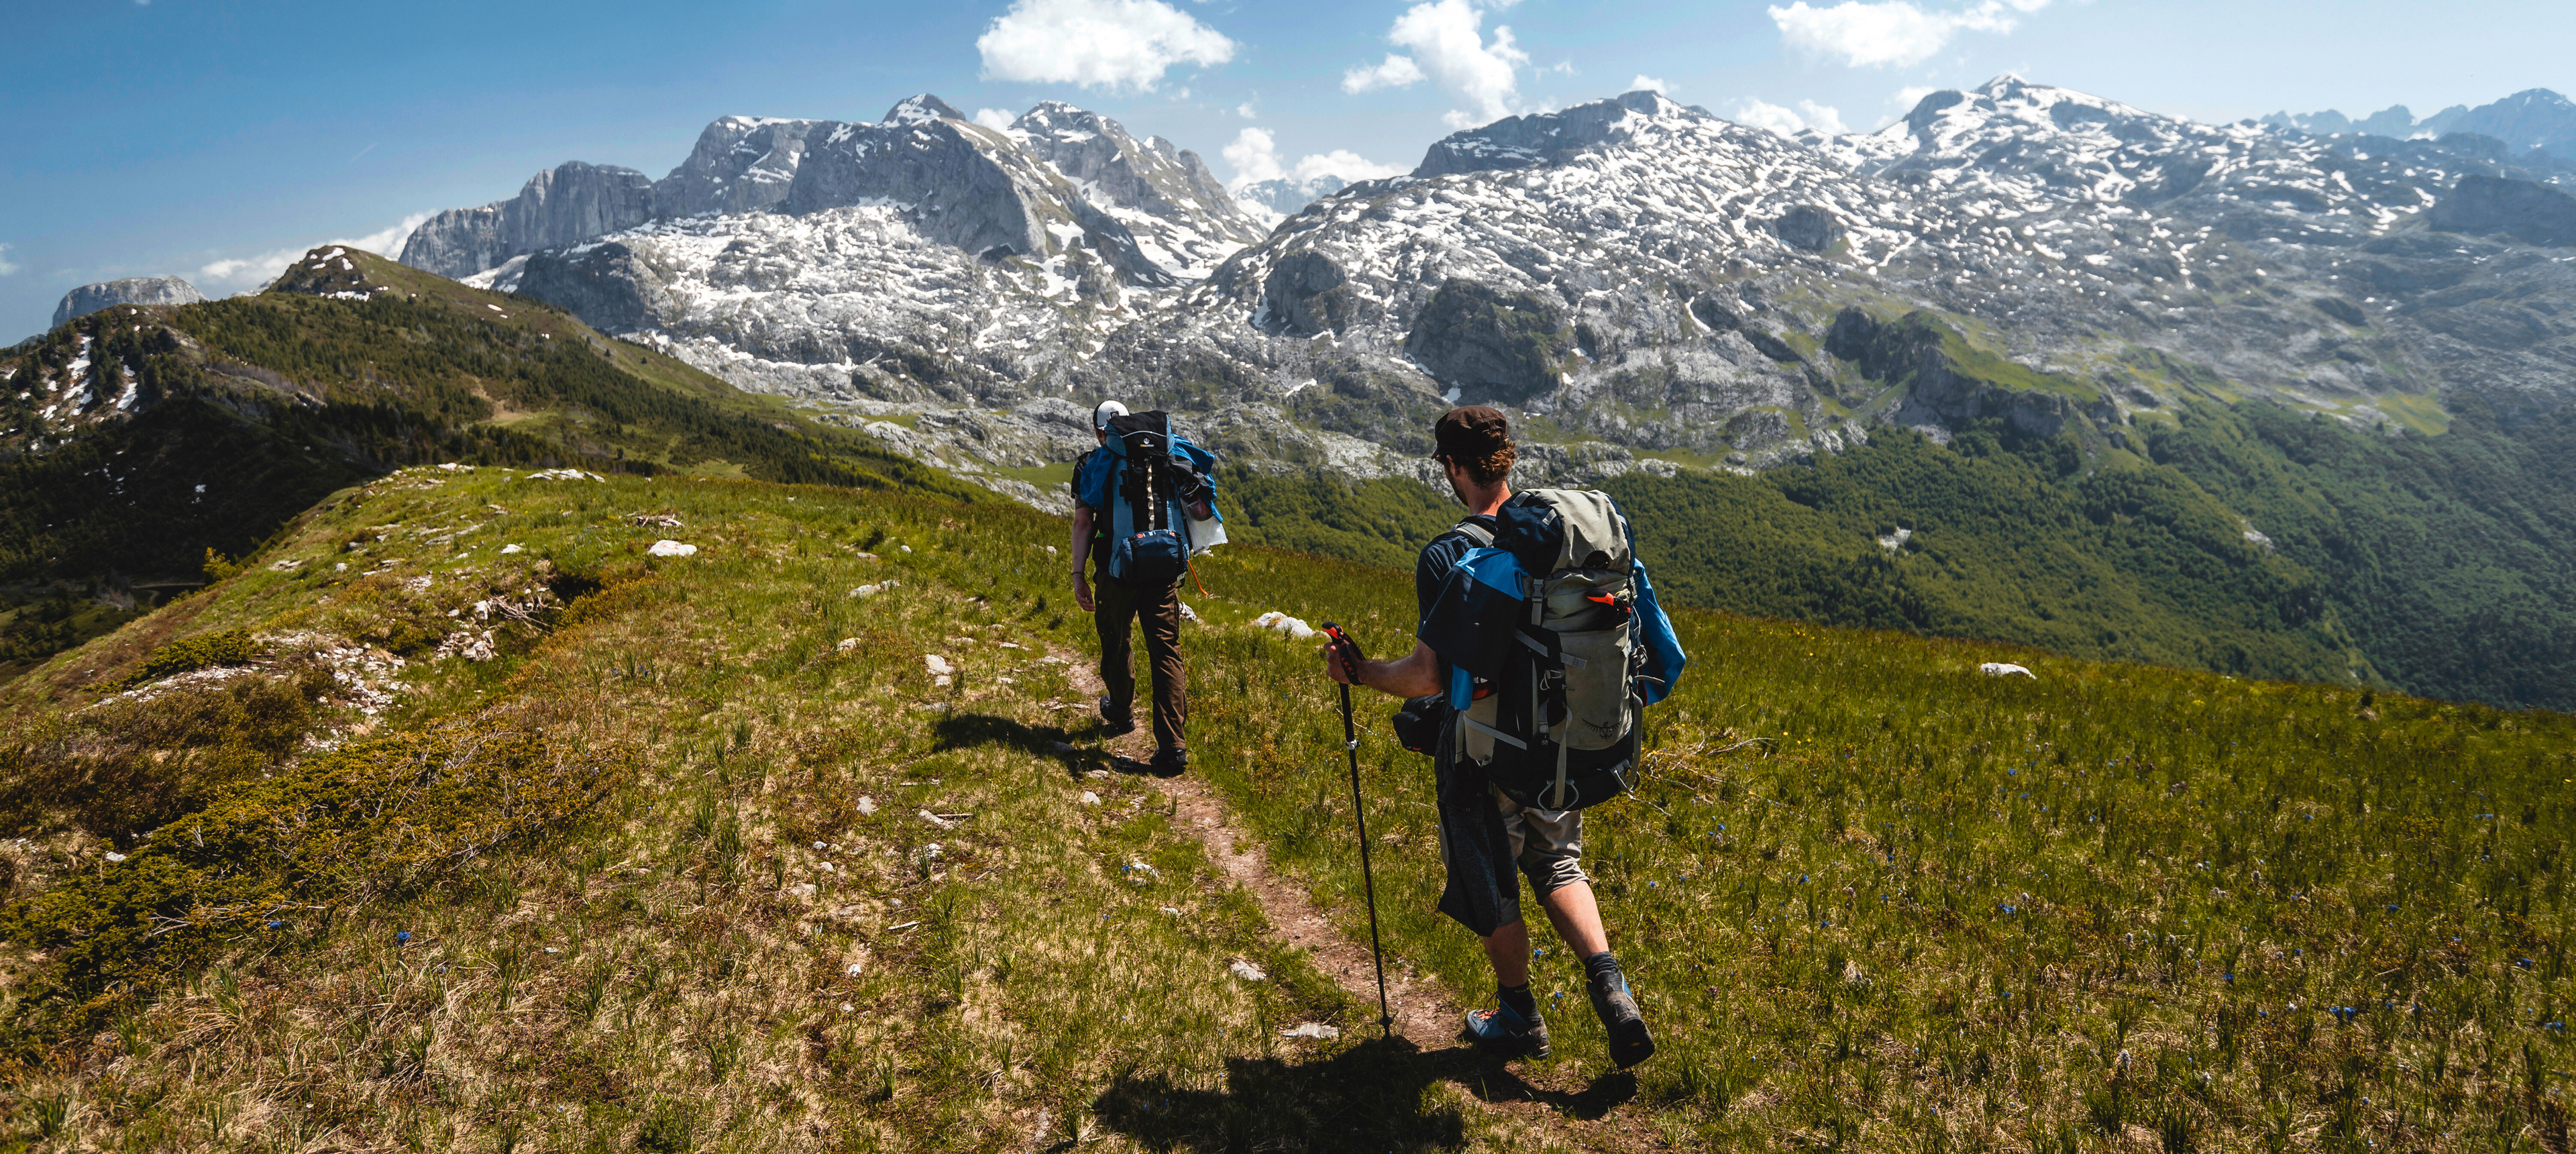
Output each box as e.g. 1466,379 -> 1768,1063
1320,622 -> 1365,683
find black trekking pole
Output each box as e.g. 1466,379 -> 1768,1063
1319,622 -> 1395,1041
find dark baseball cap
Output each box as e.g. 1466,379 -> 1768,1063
1431,405 -> 1511,460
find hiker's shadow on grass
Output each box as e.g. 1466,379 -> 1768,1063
930,713 -> 1149,778
1079,1036 -> 1637,1151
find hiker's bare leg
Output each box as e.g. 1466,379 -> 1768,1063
1534,878 -> 1611,958
1482,919 -> 1532,986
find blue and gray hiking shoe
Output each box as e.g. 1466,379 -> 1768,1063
1462,1004 -> 1550,1059
1589,971 -> 1656,1069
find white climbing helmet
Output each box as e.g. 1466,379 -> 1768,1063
1092,400 -> 1129,431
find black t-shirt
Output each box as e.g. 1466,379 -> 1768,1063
1414,515 -> 1498,662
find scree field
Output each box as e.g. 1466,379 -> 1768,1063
0,468 -> 2567,1153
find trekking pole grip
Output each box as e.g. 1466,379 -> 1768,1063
1320,622 -> 1364,684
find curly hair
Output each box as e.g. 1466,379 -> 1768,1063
1442,441 -> 1516,487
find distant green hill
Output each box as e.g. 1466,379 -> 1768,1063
0,247 -> 980,673
1222,399 -> 2576,712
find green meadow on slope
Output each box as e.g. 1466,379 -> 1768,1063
1,467 -> 2565,1152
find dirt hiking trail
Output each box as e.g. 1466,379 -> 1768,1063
1059,645 -> 1658,1145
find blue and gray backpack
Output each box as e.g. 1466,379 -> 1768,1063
1077,411 -> 1224,586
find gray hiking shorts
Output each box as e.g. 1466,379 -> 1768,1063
1492,785 -> 1587,896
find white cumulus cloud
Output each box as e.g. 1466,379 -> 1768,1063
1768,0 -> 2048,68
1343,0 -> 1529,129
1733,99 -> 1849,137
1220,127 -> 1405,193
973,107 -> 1017,132
1342,55 -> 1426,94
977,0 -> 1235,92
0,244 -> 17,276
197,211 -> 431,291
1236,102 -> 1257,119
1629,74 -> 1670,95
1224,127 -> 1285,187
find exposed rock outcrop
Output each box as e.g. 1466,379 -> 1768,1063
1258,250 -> 1352,337
514,243 -> 668,335
53,277 -> 205,328
1403,279 -> 1573,407
398,162 -> 655,278
653,117 -> 833,218
2430,175 -> 2576,248
1823,308 -> 2104,439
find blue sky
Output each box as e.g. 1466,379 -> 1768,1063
5,0 -> 2573,340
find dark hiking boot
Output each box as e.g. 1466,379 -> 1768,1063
1589,970 -> 1656,1069
1462,1004 -> 1550,1060
1149,747 -> 1188,778
1097,695 -> 1135,737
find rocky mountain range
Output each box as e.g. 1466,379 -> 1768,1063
401,96 -> 1256,289
395,76 -> 2576,509
2265,87 -> 2576,164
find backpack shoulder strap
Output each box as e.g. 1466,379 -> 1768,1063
1451,520 -> 1495,549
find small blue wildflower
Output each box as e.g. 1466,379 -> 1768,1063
396,930 -> 411,946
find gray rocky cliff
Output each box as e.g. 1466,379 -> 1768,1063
398,161 -> 654,278
52,276 -> 205,329
653,117 -> 835,217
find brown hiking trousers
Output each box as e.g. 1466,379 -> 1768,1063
1093,576 -> 1186,752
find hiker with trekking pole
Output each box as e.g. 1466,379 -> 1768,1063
1318,406 -> 1686,1070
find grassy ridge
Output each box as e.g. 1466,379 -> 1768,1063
1,470 -> 2565,1150
0,471 -> 1426,1151
0,248 -> 979,673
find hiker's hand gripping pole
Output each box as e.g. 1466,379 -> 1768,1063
1319,622 -> 1395,1040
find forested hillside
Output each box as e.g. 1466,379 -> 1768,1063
1222,399 -> 2576,712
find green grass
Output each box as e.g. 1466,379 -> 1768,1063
0,470 -> 1467,1151
0,468 -> 2565,1151
1181,544 -> 2575,1153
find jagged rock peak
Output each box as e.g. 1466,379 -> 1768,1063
655,116 -> 836,218
1005,100 -> 1261,257
885,94 -> 967,125
53,276 -> 206,329
1415,89 -> 1706,177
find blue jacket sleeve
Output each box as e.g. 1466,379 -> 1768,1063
1633,562 -> 1688,705
1071,450 -> 1112,512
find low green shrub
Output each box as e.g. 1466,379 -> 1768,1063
0,717 -> 637,1051
118,629 -> 259,688
0,670 -> 327,837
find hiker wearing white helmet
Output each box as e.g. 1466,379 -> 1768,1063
1067,399 -> 1222,776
